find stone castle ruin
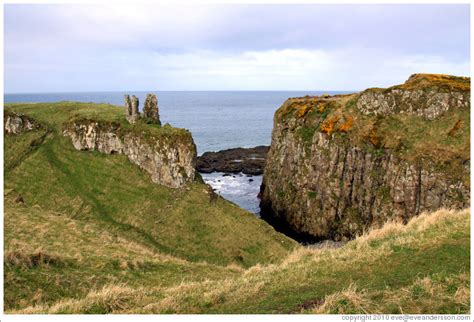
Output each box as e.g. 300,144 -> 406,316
124,94 -> 161,125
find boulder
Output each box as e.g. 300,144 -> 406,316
197,146 -> 269,174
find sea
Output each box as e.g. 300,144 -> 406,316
4,91 -> 348,213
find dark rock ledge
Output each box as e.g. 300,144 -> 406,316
197,146 -> 269,175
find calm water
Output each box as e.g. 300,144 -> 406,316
5,91 -> 347,213
4,91 -> 348,155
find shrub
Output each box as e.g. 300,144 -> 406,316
338,116 -> 353,133
320,116 -> 341,135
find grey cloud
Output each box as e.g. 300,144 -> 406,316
4,4 -> 470,92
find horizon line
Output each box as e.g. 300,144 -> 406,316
4,89 -> 358,95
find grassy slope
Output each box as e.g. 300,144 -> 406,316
12,208 -> 470,314
4,102 -> 470,314
4,102 -> 296,311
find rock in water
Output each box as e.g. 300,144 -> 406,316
260,73 -> 470,241
197,146 -> 269,174
143,94 -> 161,125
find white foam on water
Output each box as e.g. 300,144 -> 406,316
200,172 -> 263,215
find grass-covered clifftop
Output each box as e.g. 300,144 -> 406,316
262,74 -> 469,240
4,102 -> 296,311
276,74 -> 470,176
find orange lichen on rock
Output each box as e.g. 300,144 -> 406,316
448,120 -> 463,137
317,102 -> 326,113
320,115 -> 341,135
338,116 -> 353,133
397,73 -> 470,92
367,127 -> 381,147
297,104 -> 312,118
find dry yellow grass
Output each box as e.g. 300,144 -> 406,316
311,284 -> 372,314
356,208 -> 469,244
18,285 -> 153,314
13,207 -> 469,314
309,273 -> 470,314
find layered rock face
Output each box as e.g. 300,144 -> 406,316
4,112 -> 41,134
63,120 -> 196,188
356,74 -> 469,120
260,74 -> 470,240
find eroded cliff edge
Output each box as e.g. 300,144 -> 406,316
4,111 -> 42,134
260,74 -> 470,241
63,119 -> 196,188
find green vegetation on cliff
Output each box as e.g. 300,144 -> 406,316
4,102 -> 296,311
277,74 -> 470,177
262,73 -> 469,240
4,99 -> 470,314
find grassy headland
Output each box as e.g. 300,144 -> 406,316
4,102 -> 296,311
4,101 -> 470,313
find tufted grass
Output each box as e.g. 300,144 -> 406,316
4,102 -> 296,311
4,102 -> 469,314
10,208 -> 469,314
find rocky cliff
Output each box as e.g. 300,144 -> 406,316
63,119 -> 196,188
4,112 -> 41,134
260,74 -> 470,241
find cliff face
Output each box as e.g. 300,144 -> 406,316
4,112 -> 41,134
260,74 -> 470,240
63,120 -> 196,188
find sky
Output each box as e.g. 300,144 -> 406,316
4,4 -> 471,92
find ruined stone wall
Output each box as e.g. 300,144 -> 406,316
125,95 -> 140,124
143,94 -> 161,124
124,93 -> 160,124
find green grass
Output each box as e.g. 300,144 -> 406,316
4,192 -> 244,310
10,208 -> 470,314
4,102 -> 296,311
4,102 -> 470,314
4,129 -> 49,172
274,85 -> 469,184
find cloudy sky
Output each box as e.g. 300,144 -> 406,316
4,4 -> 470,92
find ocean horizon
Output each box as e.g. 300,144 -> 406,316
5,90 -> 350,213
5,91 -> 350,155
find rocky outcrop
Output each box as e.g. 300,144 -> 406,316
4,112 -> 41,134
143,94 -> 161,125
260,74 -> 470,241
356,74 -> 470,120
63,120 -> 196,188
125,95 -> 132,118
125,95 -> 140,124
197,146 -> 269,175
